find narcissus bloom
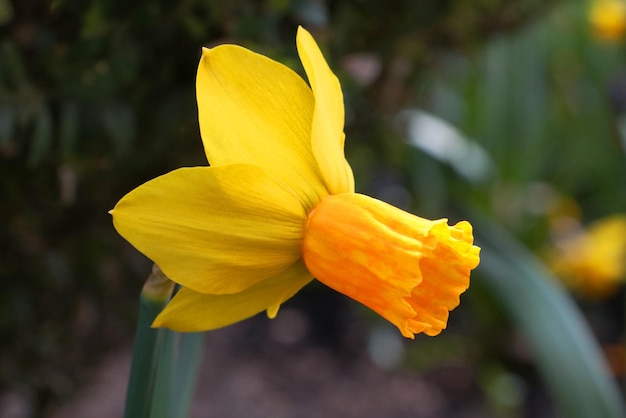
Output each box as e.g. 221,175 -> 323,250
111,27 -> 480,339
589,0 -> 626,42
549,215 -> 626,299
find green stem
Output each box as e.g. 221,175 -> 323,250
124,265 -> 205,418
150,330 -> 204,418
124,265 -> 174,418
150,329 -> 175,418
170,331 -> 204,417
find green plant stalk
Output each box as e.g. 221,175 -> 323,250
149,330 -> 204,418
170,331 -> 204,417
150,328 -> 175,418
124,265 -> 205,418
124,265 -> 175,418
476,219 -> 626,418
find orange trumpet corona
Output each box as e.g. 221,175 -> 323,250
303,193 -> 480,338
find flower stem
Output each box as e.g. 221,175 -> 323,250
124,265 -> 204,418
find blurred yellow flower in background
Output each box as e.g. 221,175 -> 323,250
589,0 -> 626,41
110,27 -> 480,339
550,215 -> 626,298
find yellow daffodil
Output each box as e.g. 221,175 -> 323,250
550,215 -> 626,299
110,27 -> 480,339
589,0 -> 626,42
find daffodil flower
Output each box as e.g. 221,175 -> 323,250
589,0 -> 626,42
549,215 -> 626,299
110,27 -> 480,339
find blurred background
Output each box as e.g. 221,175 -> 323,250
1,0 -> 625,417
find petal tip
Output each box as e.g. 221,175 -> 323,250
296,25 -> 311,40
295,26 -> 318,59
266,303 -> 280,319
151,316 -> 164,328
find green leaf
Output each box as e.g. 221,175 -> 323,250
475,218 -> 626,418
0,102 -> 14,146
28,107 -> 52,166
0,0 -> 13,27
102,103 -> 135,157
59,102 -> 79,160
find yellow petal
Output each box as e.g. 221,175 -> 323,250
302,193 -> 480,339
296,27 -> 355,195
111,164 -> 306,294
197,43 -> 326,210
152,261 -> 313,332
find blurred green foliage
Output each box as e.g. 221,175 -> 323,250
421,1 -> 626,227
3,0 -> 625,417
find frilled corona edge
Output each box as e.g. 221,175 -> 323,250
302,193 -> 480,339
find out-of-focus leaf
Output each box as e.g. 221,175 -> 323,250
28,107 -> 52,166
110,39 -> 140,85
1,40 -> 29,89
59,101 -> 79,159
475,217 -> 626,418
398,109 -> 495,184
616,114 -> 626,156
294,0 -> 328,27
81,0 -> 109,38
102,103 -> 135,156
0,0 -> 13,27
0,102 -> 14,146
